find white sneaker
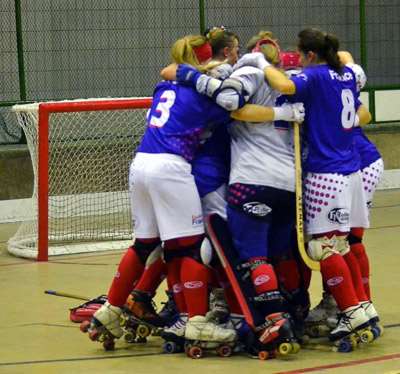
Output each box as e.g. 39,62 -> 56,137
163,314 -> 188,338
185,315 -> 237,343
306,292 -> 339,326
361,301 -> 379,324
329,305 -> 370,341
93,301 -> 123,338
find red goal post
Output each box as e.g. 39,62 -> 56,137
9,97 -> 152,261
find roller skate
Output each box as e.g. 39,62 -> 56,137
158,290 -> 179,326
329,305 -> 374,352
361,301 -> 383,339
80,301 -> 123,351
184,315 -> 237,359
304,292 -> 338,338
161,313 -> 188,354
70,295 -> 107,323
256,312 -> 301,360
122,290 -> 164,343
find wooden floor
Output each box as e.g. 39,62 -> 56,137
1,189 -> 400,374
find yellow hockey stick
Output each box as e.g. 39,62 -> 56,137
45,290 -> 90,301
294,122 -> 320,271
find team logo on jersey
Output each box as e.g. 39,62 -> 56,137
192,215 -> 203,226
254,274 -> 270,286
326,276 -> 344,286
184,281 -> 204,289
327,208 -> 349,224
243,202 -> 272,217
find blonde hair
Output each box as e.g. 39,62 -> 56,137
170,34 -> 221,73
246,30 -> 280,66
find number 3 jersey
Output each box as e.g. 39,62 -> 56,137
289,64 -> 362,175
137,81 -> 231,162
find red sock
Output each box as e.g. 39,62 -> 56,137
343,251 -> 368,301
250,261 -> 278,294
275,259 -> 301,292
351,242 -> 371,299
108,247 -> 145,306
320,254 -> 358,310
166,258 -> 187,313
135,257 -> 167,295
180,257 -> 210,317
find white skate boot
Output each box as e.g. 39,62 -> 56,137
361,301 -> 383,338
163,313 -> 188,338
161,314 -> 188,353
80,301 -> 123,350
305,292 -> 339,337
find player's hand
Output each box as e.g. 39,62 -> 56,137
274,102 -> 305,122
233,52 -> 271,71
160,63 -> 178,81
291,102 -> 305,123
176,64 -> 202,86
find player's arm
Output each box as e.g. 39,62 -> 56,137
338,51 -> 355,64
355,105 -> 372,126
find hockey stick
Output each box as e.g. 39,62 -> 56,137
293,122 -> 320,271
44,290 -> 90,301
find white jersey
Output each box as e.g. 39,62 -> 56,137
228,66 -> 295,192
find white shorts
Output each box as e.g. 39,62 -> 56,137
201,184 -> 227,220
303,171 -> 369,235
362,158 -> 384,207
129,153 -> 204,241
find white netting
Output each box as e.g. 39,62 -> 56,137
8,98 -> 150,259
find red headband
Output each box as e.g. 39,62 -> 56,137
280,51 -> 302,70
193,42 -> 212,63
252,38 -> 281,54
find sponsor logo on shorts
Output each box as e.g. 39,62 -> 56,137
326,276 -> 344,286
254,274 -> 270,286
243,202 -> 272,217
327,208 -> 349,224
172,283 -> 183,293
184,281 -> 204,289
192,215 -> 203,226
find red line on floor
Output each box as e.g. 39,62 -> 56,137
275,352 -> 400,374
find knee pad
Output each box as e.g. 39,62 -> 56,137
348,232 -> 362,245
132,238 -> 161,264
336,235 -> 350,256
307,236 -> 338,261
163,235 -> 203,263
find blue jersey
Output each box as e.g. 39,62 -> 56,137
137,81 -> 231,161
290,65 -> 362,174
353,127 -> 381,169
191,124 -> 231,197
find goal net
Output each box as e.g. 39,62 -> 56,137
8,97 -> 152,260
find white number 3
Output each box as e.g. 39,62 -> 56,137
149,90 -> 176,128
341,89 -> 356,130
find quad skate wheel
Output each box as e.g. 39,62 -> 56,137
88,330 -> 100,341
137,324 -> 150,338
291,342 -> 301,354
124,331 -> 136,343
80,320 -> 91,333
360,330 -> 374,343
103,339 -> 115,351
188,346 -> 203,359
216,345 -> 232,357
258,351 -> 272,360
163,341 -> 178,354
278,342 -> 292,355
337,339 -> 352,353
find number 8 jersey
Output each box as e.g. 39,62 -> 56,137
290,64 -> 361,175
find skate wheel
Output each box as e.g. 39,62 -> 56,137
88,330 -> 100,341
188,346 -> 203,359
258,351 -> 271,360
80,320 -> 91,333
291,342 -> 301,354
360,330 -> 374,343
338,340 -> 352,353
216,345 -> 232,357
137,324 -> 150,338
103,339 -> 115,351
278,342 -> 292,355
124,331 -> 136,343
163,341 -> 178,354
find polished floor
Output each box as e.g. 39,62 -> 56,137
0,189 -> 400,374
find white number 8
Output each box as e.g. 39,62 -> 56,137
149,90 -> 176,128
341,89 -> 355,130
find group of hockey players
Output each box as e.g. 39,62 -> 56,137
80,26 -> 384,358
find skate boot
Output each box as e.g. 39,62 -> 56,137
80,301 -> 123,350
305,292 -> 339,337
361,301 -> 383,338
329,305 -> 374,352
162,313 -> 188,353
123,290 -> 164,342
158,290 -> 179,327
184,315 -> 237,358
207,288 -> 230,323
256,312 -> 300,360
